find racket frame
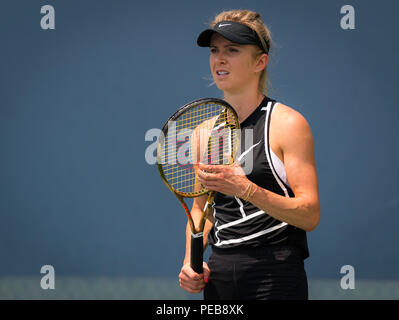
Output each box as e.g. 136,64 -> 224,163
156,98 -> 240,274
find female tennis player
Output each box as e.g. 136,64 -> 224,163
178,9 -> 320,300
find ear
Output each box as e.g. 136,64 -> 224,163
254,53 -> 268,73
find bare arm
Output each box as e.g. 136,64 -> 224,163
248,108 -> 320,231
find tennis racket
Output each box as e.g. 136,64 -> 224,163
156,98 -> 240,274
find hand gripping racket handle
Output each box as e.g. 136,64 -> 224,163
190,232 -> 203,274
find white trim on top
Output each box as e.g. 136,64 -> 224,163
262,102 -> 289,197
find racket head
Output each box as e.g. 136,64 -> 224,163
157,98 -> 240,198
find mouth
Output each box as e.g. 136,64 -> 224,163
215,70 -> 230,78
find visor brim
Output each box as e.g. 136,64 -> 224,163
197,29 -> 254,47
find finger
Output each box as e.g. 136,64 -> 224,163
180,283 -> 204,294
180,271 -> 203,282
203,264 -> 211,278
179,278 -> 205,293
180,276 -> 206,288
197,180 -> 220,191
200,173 -> 222,182
182,287 -> 203,294
198,166 -> 224,178
203,263 -> 211,284
196,169 -> 207,179
198,163 -> 223,172
181,265 -> 202,281
179,271 -> 194,283
179,278 -> 206,292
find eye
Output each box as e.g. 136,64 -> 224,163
229,47 -> 239,53
210,48 -> 217,54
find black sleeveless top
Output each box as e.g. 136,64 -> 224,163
208,96 -> 309,259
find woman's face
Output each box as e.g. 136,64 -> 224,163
209,33 -> 262,94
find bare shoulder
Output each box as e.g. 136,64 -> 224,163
273,103 -> 309,126
272,103 -> 313,136
271,103 -> 314,155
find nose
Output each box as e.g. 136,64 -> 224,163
213,51 -> 227,65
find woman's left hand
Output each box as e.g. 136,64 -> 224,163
196,162 -> 250,198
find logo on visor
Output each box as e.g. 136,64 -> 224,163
218,23 -> 231,27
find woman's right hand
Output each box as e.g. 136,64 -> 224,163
179,262 -> 210,294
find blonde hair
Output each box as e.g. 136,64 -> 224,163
209,9 -> 273,95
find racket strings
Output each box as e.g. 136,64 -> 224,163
158,102 -> 239,196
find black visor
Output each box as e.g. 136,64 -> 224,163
197,20 -> 269,54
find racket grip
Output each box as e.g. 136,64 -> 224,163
190,232 -> 203,274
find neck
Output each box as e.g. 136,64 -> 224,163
223,89 -> 265,123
